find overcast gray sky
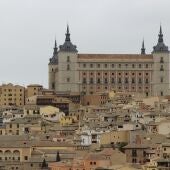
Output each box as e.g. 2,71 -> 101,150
0,0 -> 169,88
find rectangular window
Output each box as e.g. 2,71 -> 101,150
132,78 -> 135,84
125,78 -> 128,83
160,57 -> 164,63
104,78 -> 108,84
132,149 -> 137,157
160,65 -> 164,71
90,64 -> 93,68
97,78 -> 100,84
145,79 -> 149,84
67,64 -> 70,70
90,78 -> 93,84
83,78 -> 86,84
67,56 -> 70,62
67,78 -> 70,82
24,156 -> 28,160
118,78 -> 121,83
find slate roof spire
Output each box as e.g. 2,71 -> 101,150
59,24 -> 78,52
153,25 -> 169,53
49,38 -> 58,65
53,39 -> 58,56
158,25 -> 163,43
65,24 -> 71,42
141,39 -> 146,55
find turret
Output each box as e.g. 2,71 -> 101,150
48,39 -> 58,90
57,25 -> 79,92
152,25 -> 170,96
141,39 -> 146,55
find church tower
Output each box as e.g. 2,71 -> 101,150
48,39 -> 58,90
57,25 -> 79,92
152,26 -> 170,96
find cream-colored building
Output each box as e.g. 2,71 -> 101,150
100,130 -> 130,145
49,25 -> 170,97
26,84 -> 43,98
0,83 -> 25,107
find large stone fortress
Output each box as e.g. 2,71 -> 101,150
48,25 -> 170,97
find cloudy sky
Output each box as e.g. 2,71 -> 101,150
0,0 -> 169,87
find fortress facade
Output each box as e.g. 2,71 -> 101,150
48,25 -> 169,97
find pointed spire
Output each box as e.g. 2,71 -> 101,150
53,38 -> 58,55
153,25 -> 169,53
59,24 -> 78,52
141,39 -> 146,55
55,38 -> 57,48
158,25 -> 163,43
65,24 -> 71,42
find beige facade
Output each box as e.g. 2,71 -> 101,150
0,83 -> 25,107
49,26 -> 170,97
26,84 -> 43,98
100,130 -> 130,145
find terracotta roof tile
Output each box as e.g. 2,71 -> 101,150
78,54 -> 153,62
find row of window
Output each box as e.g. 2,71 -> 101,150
82,78 -> 150,84
3,89 -> 23,92
2,103 -> 22,106
83,86 -> 150,90
82,63 -> 151,69
3,98 -> 22,101
3,94 -> 23,96
82,72 -> 150,76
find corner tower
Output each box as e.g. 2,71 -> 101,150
48,39 -> 58,90
57,25 -> 79,92
152,26 -> 170,96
